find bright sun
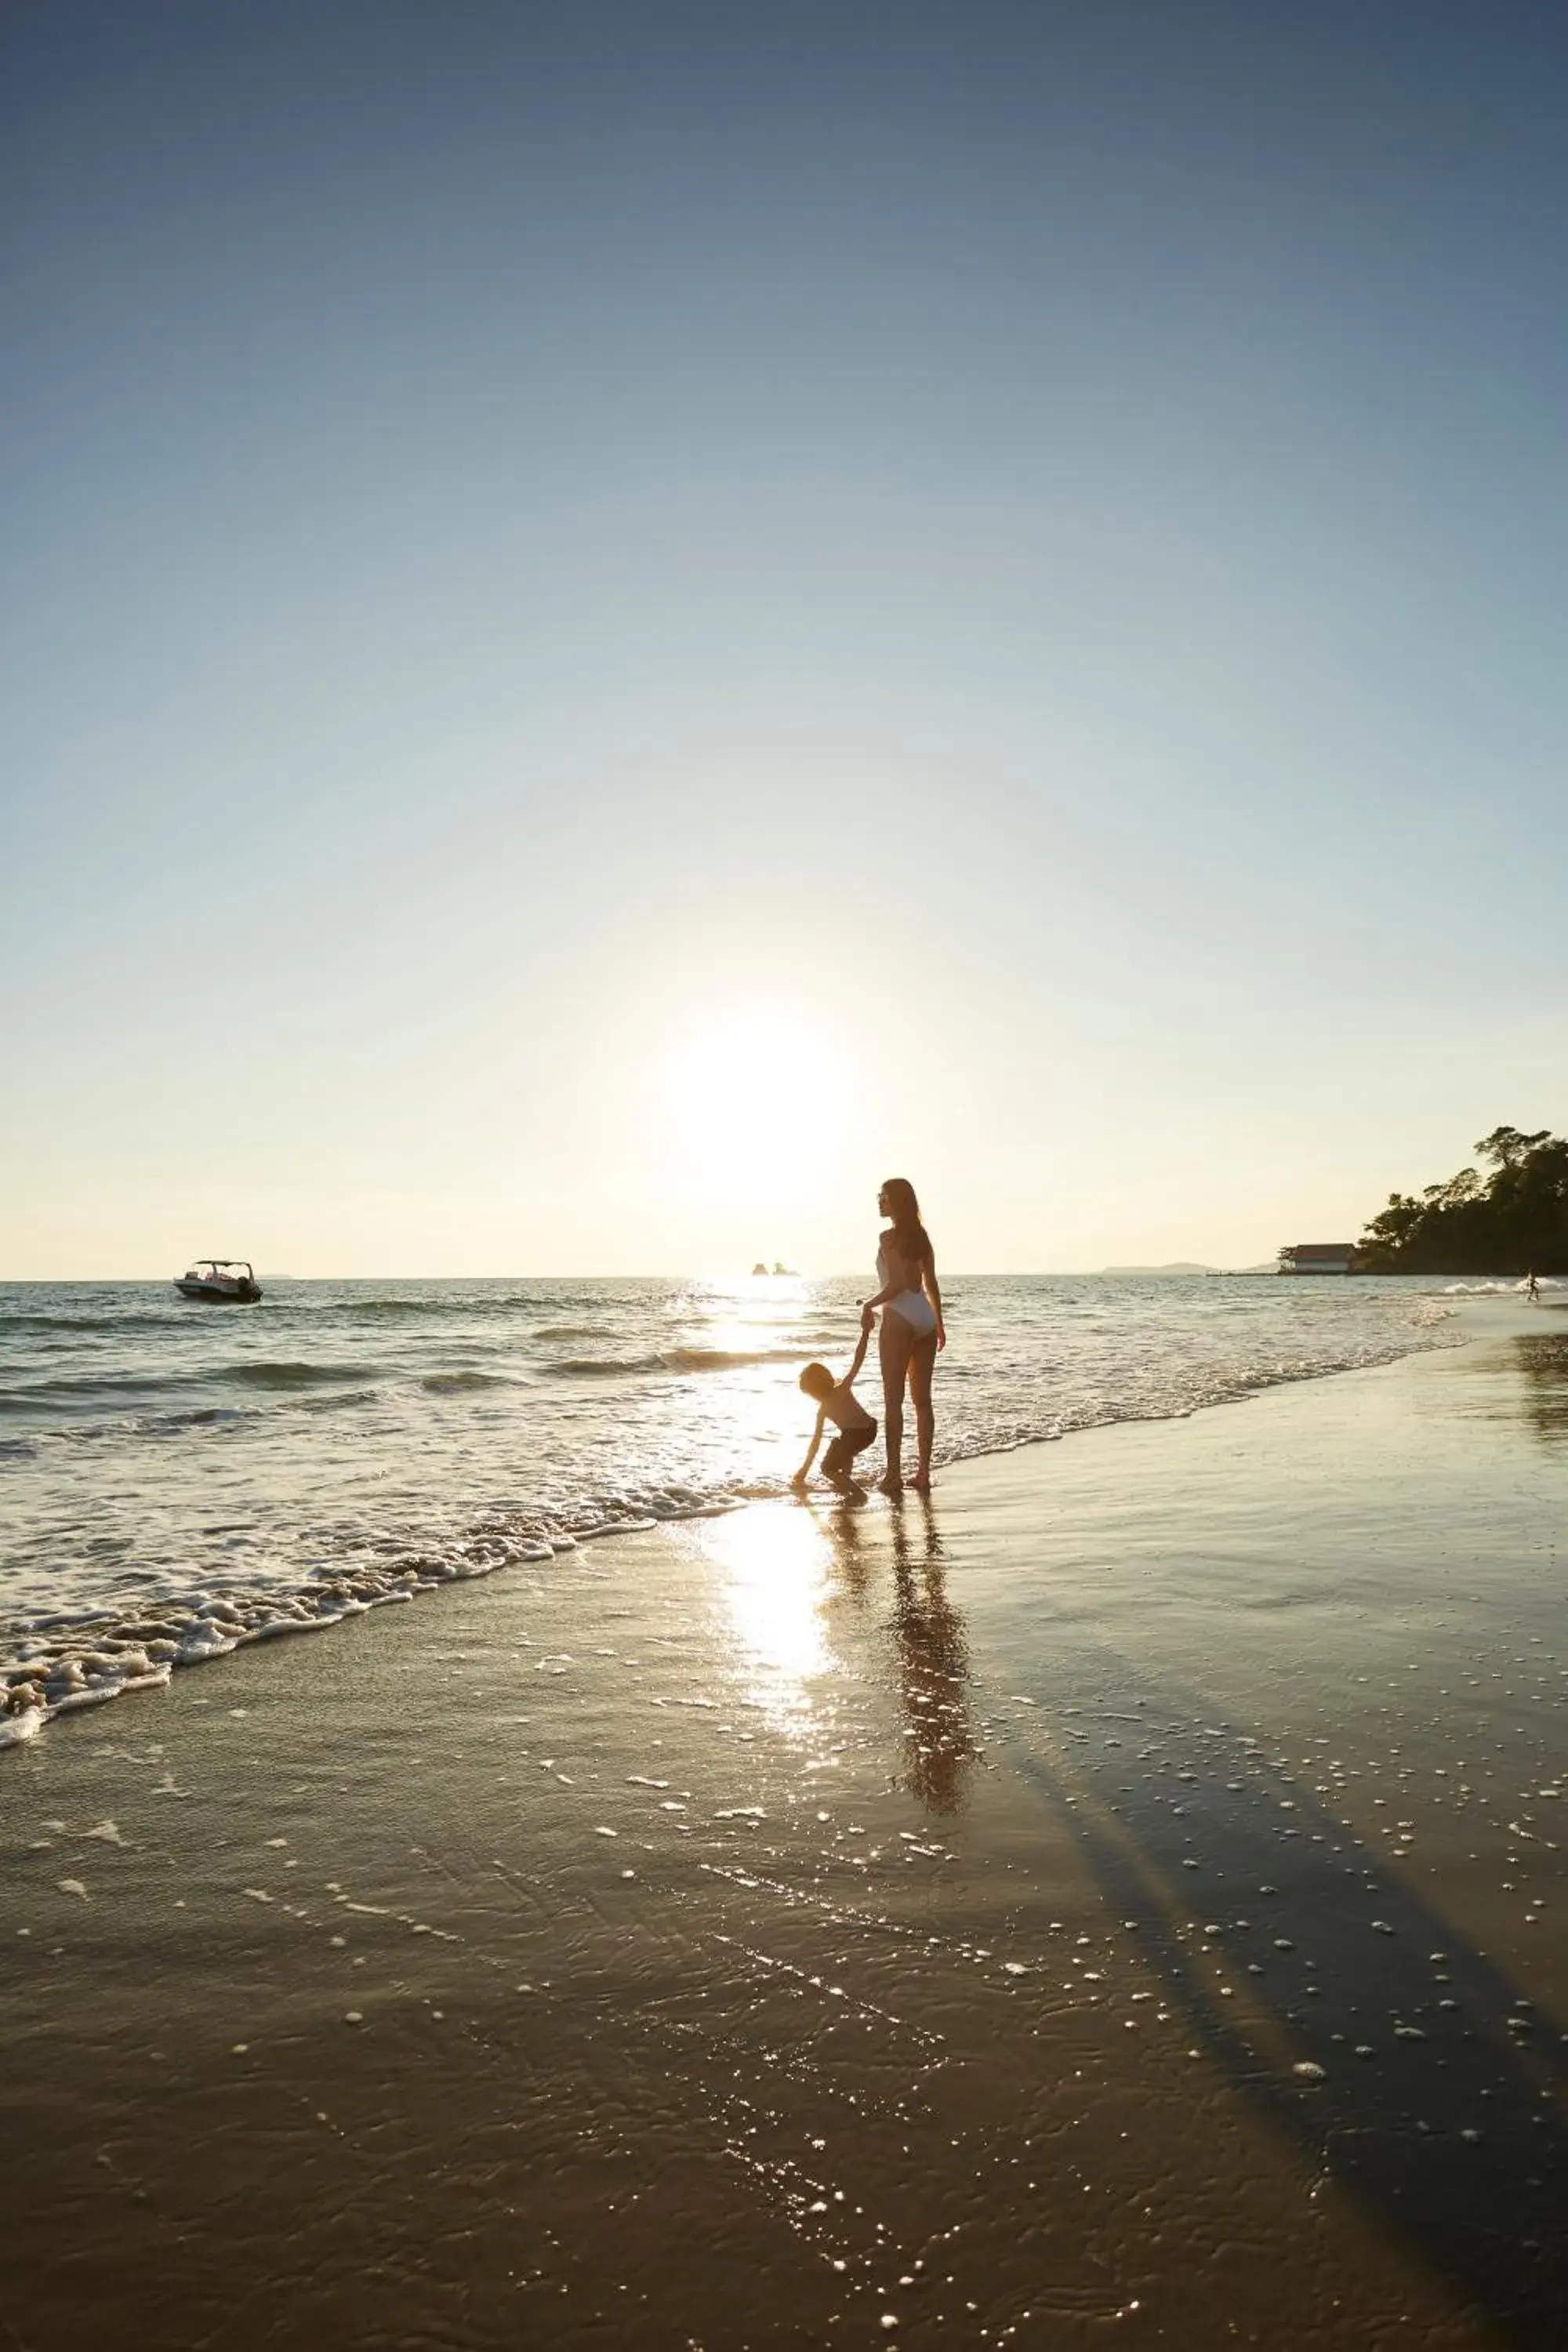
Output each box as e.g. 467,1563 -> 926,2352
661,1011 -> 850,1214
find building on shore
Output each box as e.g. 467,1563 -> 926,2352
1277,1242 -> 1359,1276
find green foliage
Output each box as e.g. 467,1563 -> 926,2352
1357,1127 -> 1568,1274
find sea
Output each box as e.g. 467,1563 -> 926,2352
0,1272 -> 1467,1746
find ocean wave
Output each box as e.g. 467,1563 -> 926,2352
147,1405 -> 250,1432
0,1376 -> 162,1413
420,1370 -> 517,1393
1442,1279 -> 1561,1295
0,1311 -> 187,1337
546,1345 -> 811,1379
296,1386 -> 380,1416
668,1345 -> 816,1370
0,1473 -> 769,1747
217,1359 -> 376,1388
1,1359 -> 376,1412
1,1388 -> 386,1448
328,1290 -> 576,1323
339,1296 -> 447,1318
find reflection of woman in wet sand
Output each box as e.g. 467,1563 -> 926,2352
861,1177 -> 946,1495
814,1494 -> 978,1814
889,1500 -> 976,1814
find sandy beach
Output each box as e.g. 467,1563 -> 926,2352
4,1316 -> 1566,2350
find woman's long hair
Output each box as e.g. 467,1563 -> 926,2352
881,1176 -> 931,1274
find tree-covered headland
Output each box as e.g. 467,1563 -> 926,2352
1357,1127 -> 1568,1275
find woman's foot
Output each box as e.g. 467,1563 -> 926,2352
877,1474 -> 903,1497
909,1471 -> 931,1494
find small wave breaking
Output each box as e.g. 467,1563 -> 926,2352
0,1487 -> 745,1748
548,1345 -> 812,1379
219,1360 -> 376,1389
1443,1277 -> 1563,1295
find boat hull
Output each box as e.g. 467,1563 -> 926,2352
175,1281 -> 263,1304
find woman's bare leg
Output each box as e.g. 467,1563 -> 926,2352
879,1312 -> 916,1491
908,1331 -> 938,1491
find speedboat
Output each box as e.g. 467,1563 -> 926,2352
175,1260 -> 263,1304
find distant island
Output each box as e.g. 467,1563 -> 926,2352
1356,1125 -> 1568,1276
1098,1261 -> 1217,1276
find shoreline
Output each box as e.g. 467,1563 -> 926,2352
3,1325 -> 1566,2346
2,1293 -> 1488,1752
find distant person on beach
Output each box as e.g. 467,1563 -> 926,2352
861,1176 -> 946,1495
1526,1269 -> 1541,1302
793,1328 -> 877,1494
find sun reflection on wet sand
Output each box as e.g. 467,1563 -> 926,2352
702,1494 -> 981,1812
706,1501 -> 836,1731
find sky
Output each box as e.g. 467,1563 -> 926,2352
4,0 -> 1566,1276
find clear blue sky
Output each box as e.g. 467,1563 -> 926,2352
5,0 -> 1565,1275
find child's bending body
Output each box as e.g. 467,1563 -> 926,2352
793,1330 -> 878,1491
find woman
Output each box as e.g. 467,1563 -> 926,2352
860,1177 -> 946,1494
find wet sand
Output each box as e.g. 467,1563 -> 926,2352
3,1321 -> 1566,2350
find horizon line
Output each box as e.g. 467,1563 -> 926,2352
3,1265 -> 1290,1284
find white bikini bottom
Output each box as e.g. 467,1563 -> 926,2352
885,1289 -> 937,1340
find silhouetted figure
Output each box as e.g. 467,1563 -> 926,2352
860,1177 -> 946,1494
793,1330 -> 877,1494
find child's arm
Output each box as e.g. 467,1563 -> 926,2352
792,1406 -> 827,1486
845,1323 -> 871,1385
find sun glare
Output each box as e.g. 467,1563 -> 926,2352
662,1011 -> 850,1214
703,1506 -> 835,1733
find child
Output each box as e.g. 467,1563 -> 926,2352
792,1328 -> 878,1492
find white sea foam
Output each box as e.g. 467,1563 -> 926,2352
1443,1277 -> 1561,1295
